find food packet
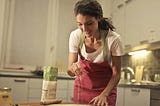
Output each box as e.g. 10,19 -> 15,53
40,66 -> 58,104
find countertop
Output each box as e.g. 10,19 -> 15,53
1,69 -> 160,89
15,102 -> 91,106
0,69 -> 75,80
118,82 -> 160,89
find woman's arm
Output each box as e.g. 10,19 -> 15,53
100,56 -> 121,96
67,52 -> 81,77
90,56 -> 121,106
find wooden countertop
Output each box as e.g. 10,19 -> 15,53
15,101 -> 74,106
14,102 -> 42,106
15,102 -> 92,106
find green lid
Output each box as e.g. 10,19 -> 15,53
43,66 -> 58,81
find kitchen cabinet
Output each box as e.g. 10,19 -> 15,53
56,79 -> 68,101
112,0 -> 160,49
56,79 -> 74,102
28,78 -> 43,102
0,77 -> 43,102
139,0 -> 160,43
112,0 -> 140,48
0,0 -> 5,64
124,0 -> 141,47
124,87 -> 150,106
98,0 -> 112,18
117,86 -> 150,106
2,0 -> 51,67
0,0 -> 76,74
112,0 -> 125,47
126,0 -> 160,45
116,87 -> 124,106
151,89 -> 160,106
0,74 -> 75,103
67,80 -> 74,102
0,77 -> 29,102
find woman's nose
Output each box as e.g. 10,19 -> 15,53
82,24 -> 87,31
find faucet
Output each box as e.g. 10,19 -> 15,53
121,66 -> 134,75
121,66 -> 135,83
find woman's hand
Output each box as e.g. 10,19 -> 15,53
69,62 -> 82,77
89,94 -> 108,106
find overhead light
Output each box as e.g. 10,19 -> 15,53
128,50 -> 150,56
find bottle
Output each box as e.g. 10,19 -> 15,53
127,73 -> 131,83
41,66 -> 58,104
0,87 -> 12,106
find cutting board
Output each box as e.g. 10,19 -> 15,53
135,65 -> 144,83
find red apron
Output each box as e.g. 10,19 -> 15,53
73,30 -> 117,106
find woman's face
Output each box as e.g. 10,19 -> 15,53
76,14 -> 99,38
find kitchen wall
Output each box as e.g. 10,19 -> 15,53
122,49 -> 160,80
0,0 -> 112,74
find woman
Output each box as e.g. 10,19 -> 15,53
67,0 -> 124,106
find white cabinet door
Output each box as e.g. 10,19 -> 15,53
125,0 -> 142,47
2,0 -> 58,68
139,0 -> 160,43
124,87 -> 150,106
0,77 -> 29,102
1,0 -> 76,74
56,79 -> 68,101
56,79 -> 74,102
112,0 -> 125,48
116,87 -> 124,106
28,78 -> 43,102
67,80 -> 74,102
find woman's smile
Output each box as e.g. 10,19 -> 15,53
76,14 -> 99,38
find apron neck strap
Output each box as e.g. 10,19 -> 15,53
79,33 -> 85,50
100,30 -> 108,61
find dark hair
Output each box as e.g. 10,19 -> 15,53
74,0 -> 115,31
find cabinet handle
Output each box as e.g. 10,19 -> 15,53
117,4 -> 123,9
131,89 -> 140,93
14,79 -> 26,83
125,0 -> 132,4
140,40 -> 149,44
124,44 -> 132,49
152,98 -> 160,100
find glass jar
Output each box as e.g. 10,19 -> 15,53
0,87 -> 12,106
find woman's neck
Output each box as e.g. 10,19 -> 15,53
86,30 -> 101,43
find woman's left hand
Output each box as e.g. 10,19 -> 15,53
89,94 -> 108,106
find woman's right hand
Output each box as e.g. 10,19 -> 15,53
68,62 -> 82,77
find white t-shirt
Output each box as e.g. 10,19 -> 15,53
69,28 -> 124,63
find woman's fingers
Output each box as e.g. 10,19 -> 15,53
71,62 -> 81,76
89,97 -> 108,106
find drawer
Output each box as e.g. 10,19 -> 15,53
57,80 -> 68,90
151,89 -> 160,99
151,100 -> 160,106
28,97 -> 41,102
28,89 -> 42,98
68,80 -> 74,90
56,89 -> 67,100
29,78 -> 43,88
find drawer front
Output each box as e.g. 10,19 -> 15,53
151,100 -> 160,106
151,89 -> 160,99
29,78 -> 43,88
57,80 -> 68,89
28,89 -> 42,98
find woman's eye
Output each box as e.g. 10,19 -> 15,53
77,23 -> 82,27
86,22 -> 93,25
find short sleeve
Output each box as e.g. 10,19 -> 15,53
111,36 -> 124,56
69,29 -> 81,53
